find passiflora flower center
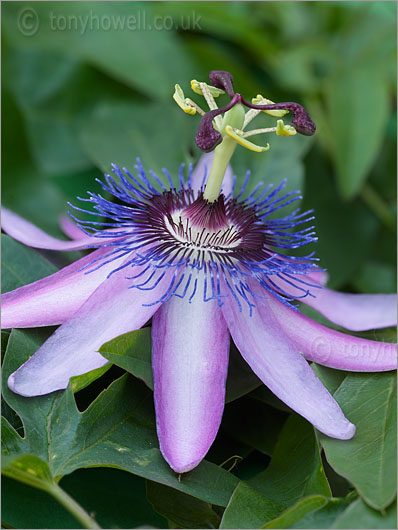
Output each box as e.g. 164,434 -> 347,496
142,190 -> 272,269
165,198 -> 242,255
72,161 -> 319,310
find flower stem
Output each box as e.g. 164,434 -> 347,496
203,104 -> 245,202
360,184 -> 395,231
203,136 -> 238,201
48,482 -> 101,529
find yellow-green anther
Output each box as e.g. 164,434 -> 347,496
185,98 -> 206,116
173,84 -> 197,115
225,125 -> 270,152
191,80 -> 225,97
252,95 -> 289,117
276,119 -> 297,136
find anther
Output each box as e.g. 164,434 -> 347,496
241,98 -> 316,136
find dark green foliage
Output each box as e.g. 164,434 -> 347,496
2,2 -> 396,528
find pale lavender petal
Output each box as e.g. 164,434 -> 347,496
59,214 -> 86,240
272,271 -> 396,331
307,270 -> 329,286
268,297 -> 397,372
2,248 -> 124,328
8,262 -> 177,397
303,288 -> 397,331
190,152 -> 234,196
152,278 -> 230,473
2,207 -> 102,250
221,296 -> 355,440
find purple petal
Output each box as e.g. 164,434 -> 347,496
8,262 -> 177,397
303,287 -> 397,331
2,248 -> 124,328
2,207 -> 104,250
221,296 -> 355,440
152,281 -> 230,473
59,214 -> 86,240
190,152 -> 234,196
269,297 -> 397,372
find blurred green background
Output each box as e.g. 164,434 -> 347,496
2,1 -> 396,291
1,2 -> 397,527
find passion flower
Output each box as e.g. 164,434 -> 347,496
3,71 -> 396,474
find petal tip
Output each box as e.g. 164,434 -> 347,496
7,371 -> 30,397
7,369 -> 52,397
7,372 -> 16,391
159,439 -> 204,474
340,421 -> 356,440
166,454 -> 203,474
323,420 -> 356,441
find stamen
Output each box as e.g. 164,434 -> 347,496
190,79 -> 225,98
198,82 -> 223,131
173,84 -> 197,115
225,125 -> 270,152
185,98 -> 205,116
241,98 -> 316,136
199,82 -> 219,111
242,127 -> 277,138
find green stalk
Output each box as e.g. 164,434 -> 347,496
203,104 -> 245,202
360,184 -> 395,231
49,482 -> 101,529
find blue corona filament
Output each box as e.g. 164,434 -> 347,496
68,159 -> 321,313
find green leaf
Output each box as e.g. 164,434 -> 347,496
220,482 -> 284,529
152,1 -> 276,62
79,100 -> 196,177
1,453 -> 101,529
146,481 -> 220,529
314,366 -> 397,510
4,47 -> 93,175
222,398 -> 287,456
99,328 -> 153,389
1,330 -> 10,357
352,261 -> 397,294
3,2 -> 196,99
3,468 -> 167,529
291,496 -> 352,529
332,498 -> 397,530
1,234 -> 58,293
2,476 -> 81,529
301,149 -> 379,288
225,344 -> 262,402
69,364 -> 113,394
262,495 -> 329,529
99,329 -> 262,404
2,329 -> 238,507
248,415 -> 331,505
232,132 -> 313,214
1,416 -> 26,455
325,67 -> 390,199
2,453 -> 54,492
2,89 -> 71,238
220,416 -> 331,528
